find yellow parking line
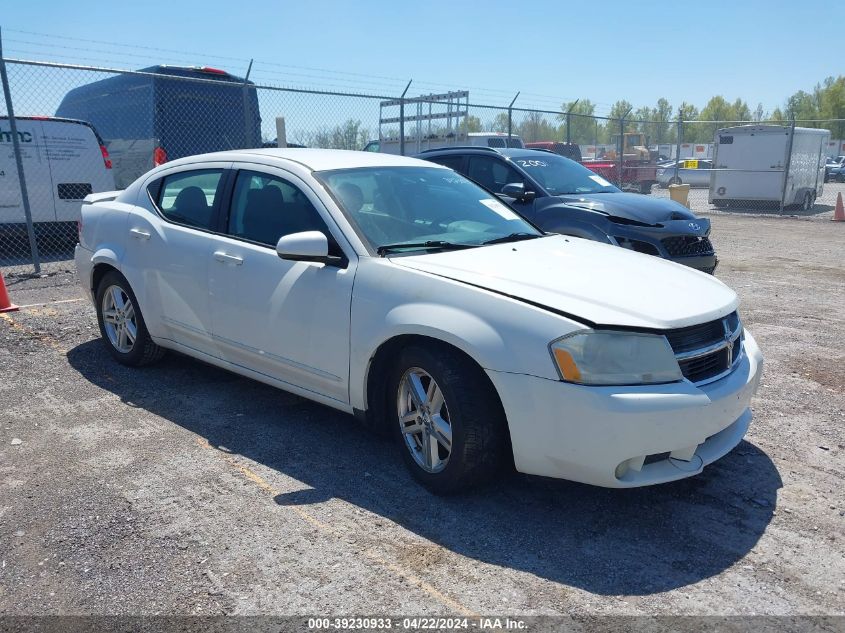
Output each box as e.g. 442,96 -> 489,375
0,312 -> 68,354
17,298 -> 85,309
194,436 -> 477,616
2,312 -> 477,615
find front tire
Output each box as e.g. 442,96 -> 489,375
389,345 -> 508,494
668,176 -> 682,186
95,270 -> 165,366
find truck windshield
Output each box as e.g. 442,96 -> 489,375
511,153 -> 621,195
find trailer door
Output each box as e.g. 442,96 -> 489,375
711,130 -> 787,202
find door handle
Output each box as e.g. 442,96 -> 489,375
130,228 -> 150,240
213,251 -> 244,265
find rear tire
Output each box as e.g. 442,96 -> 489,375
389,344 -> 508,494
95,270 -> 165,367
668,176 -> 682,186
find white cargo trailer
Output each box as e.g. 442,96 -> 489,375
709,125 -> 828,210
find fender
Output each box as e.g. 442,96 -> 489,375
350,303 -> 507,412
91,246 -> 123,268
548,223 -> 611,243
382,302 -> 507,364
532,203 -> 614,243
86,245 -> 124,292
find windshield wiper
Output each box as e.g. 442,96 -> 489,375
376,240 -> 478,256
481,232 -> 544,245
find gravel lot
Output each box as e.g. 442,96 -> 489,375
0,211 -> 843,617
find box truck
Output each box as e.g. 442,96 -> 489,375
709,125 -> 828,211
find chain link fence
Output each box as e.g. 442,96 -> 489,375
2,55 -> 844,277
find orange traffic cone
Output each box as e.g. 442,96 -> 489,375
834,192 -> 845,222
0,271 -> 19,313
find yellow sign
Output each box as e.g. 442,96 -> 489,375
682,159 -> 699,169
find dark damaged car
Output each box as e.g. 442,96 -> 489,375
420,147 -> 718,273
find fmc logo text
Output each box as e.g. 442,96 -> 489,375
0,129 -> 33,143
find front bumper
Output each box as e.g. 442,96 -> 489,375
487,331 -> 763,488
668,253 -> 718,274
608,221 -> 717,273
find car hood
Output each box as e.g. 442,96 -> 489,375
553,192 -> 698,225
392,235 -> 737,330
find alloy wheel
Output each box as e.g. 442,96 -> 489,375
397,367 -> 453,473
101,284 -> 137,353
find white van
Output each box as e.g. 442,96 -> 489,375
0,117 -> 115,231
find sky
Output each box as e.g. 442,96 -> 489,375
2,0 -> 843,117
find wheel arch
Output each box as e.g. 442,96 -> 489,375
90,257 -> 122,295
359,332 -> 508,441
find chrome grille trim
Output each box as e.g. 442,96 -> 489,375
664,312 -> 743,385
674,321 -> 743,361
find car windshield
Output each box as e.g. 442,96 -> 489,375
316,166 -> 542,253
509,153 -> 620,195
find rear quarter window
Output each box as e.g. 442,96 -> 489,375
152,169 -> 225,230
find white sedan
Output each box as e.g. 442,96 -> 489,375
75,149 -> 763,493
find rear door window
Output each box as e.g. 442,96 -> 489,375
156,169 -> 224,230
467,156 -> 524,193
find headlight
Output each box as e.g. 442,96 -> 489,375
549,330 -> 682,385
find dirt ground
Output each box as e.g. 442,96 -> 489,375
0,211 -> 843,617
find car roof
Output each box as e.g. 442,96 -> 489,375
420,147 -> 555,160
163,148 -> 444,172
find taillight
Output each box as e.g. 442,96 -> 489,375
153,146 -> 168,167
99,144 -> 112,169
77,219 -> 83,241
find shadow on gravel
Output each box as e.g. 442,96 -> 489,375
68,339 -> 781,597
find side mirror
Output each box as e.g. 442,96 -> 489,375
276,231 -> 344,266
502,182 -> 535,202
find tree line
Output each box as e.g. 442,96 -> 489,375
290,75 -> 845,149
482,75 -> 845,144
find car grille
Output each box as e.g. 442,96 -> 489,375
664,312 -> 742,384
662,235 -> 714,257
